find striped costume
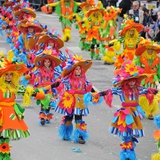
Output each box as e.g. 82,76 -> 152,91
109,87 -> 148,138
55,77 -> 91,116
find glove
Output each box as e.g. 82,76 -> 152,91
157,84 -> 160,91
99,90 -> 108,96
51,81 -> 61,88
32,92 -> 37,97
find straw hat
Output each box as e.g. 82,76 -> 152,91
135,40 -> 160,56
18,19 -> 43,33
37,33 -> 64,50
14,8 -> 36,19
0,59 -> 28,77
34,47 -> 62,68
62,55 -> 92,77
120,20 -> 143,36
113,61 -> 148,87
3,0 -> 20,7
28,33 -> 46,50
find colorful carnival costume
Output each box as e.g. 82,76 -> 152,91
27,30 -> 65,70
85,7 -> 105,60
114,20 -> 143,69
134,39 -> 160,120
151,115 -> 160,160
14,6 -> 36,22
46,0 -> 79,42
14,19 -> 43,63
101,6 -> 121,65
0,56 -> 45,159
51,54 -> 94,144
74,0 -> 94,51
96,61 -> 158,159
22,46 -> 63,125
75,0 -> 103,52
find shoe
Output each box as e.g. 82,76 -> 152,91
41,119 -> 45,125
65,37 -> 69,42
148,115 -> 154,120
78,137 -> 85,144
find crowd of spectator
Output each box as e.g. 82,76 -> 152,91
1,0 -> 160,42
92,0 -> 160,42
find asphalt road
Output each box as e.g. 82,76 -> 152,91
0,11 -> 158,160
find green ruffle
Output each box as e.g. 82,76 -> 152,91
79,40 -> 91,51
0,130 -> 30,140
134,56 -> 141,66
0,153 -> 11,160
14,104 -> 25,120
55,1 -> 78,25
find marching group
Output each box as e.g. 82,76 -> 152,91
0,0 -> 160,160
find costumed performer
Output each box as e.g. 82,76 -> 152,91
51,54 -> 97,144
151,115 -> 160,160
0,54 -> 46,159
85,7 -> 105,60
14,19 -> 43,63
45,0 -> 80,42
134,39 -> 160,120
94,61 -> 158,159
101,6 -> 121,65
21,46 -> 63,125
114,20 -> 143,69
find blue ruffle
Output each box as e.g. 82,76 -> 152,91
120,150 -> 136,160
58,123 -> 73,140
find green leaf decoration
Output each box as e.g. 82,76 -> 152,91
36,100 -> 41,105
40,94 -> 51,109
158,140 -> 160,149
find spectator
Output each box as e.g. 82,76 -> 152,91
153,12 -> 160,42
128,1 -> 144,24
141,8 -> 154,38
157,0 -> 160,8
143,9 -> 153,27
118,0 -> 132,30
101,0 -> 118,8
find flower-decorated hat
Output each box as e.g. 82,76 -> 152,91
79,0 -> 94,9
105,6 -> 121,21
135,39 -> 160,56
14,8 -> 36,19
86,7 -> 105,18
37,30 -> 64,50
113,61 -> 147,87
18,19 -> 43,33
34,46 -> 62,68
0,51 -> 28,77
62,53 -> 92,77
119,20 -> 143,36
